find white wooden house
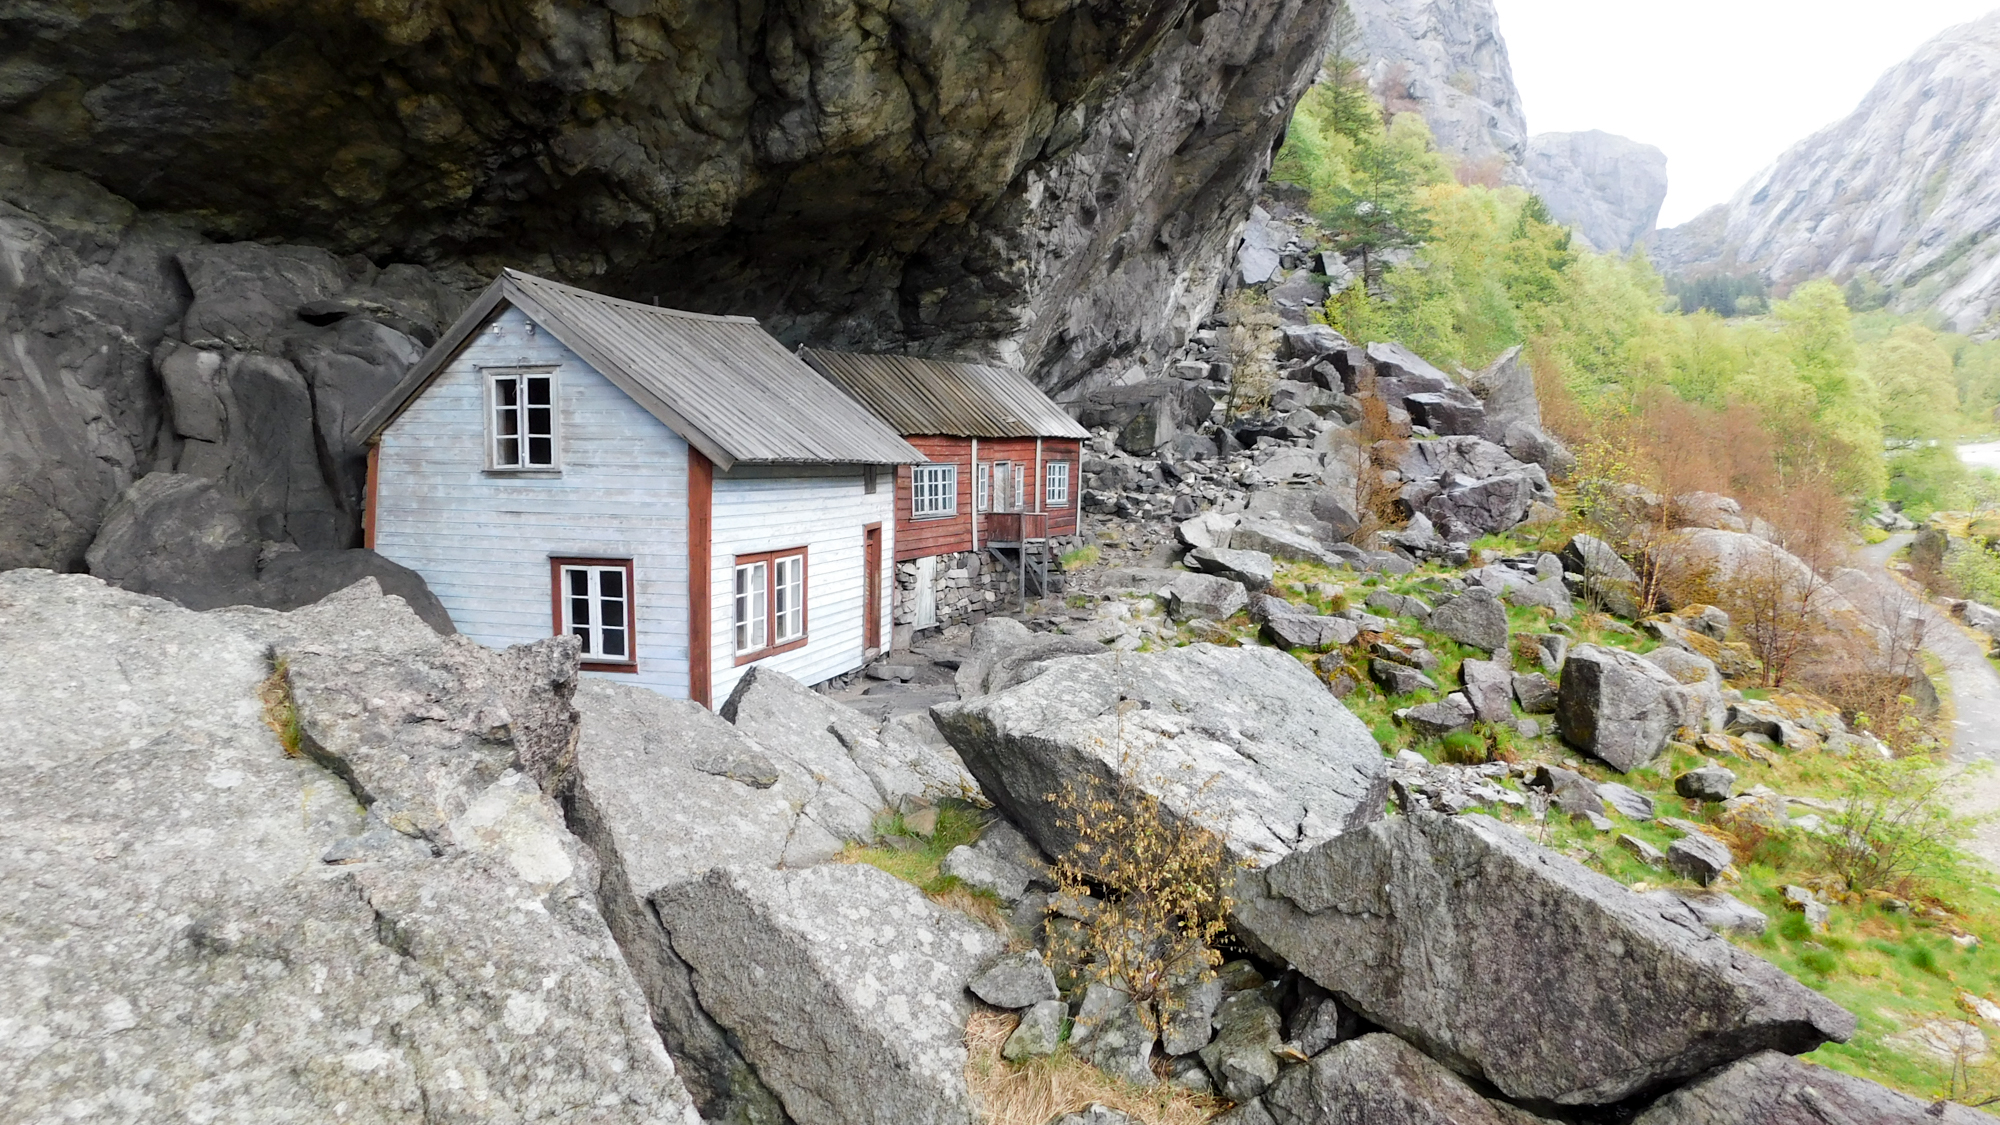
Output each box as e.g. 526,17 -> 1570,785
352,270 -> 922,706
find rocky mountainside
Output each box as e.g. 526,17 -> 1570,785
1648,11 -> 2000,330
1524,130 -> 1670,253
1346,0 -> 1529,182
0,0 -> 1336,574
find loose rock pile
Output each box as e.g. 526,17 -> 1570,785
1063,324 -> 1571,585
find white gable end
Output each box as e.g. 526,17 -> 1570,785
372,305 -> 695,697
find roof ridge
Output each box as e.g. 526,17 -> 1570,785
501,269 -> 762,325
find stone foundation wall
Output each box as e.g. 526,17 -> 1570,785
895,551 -> 1000,630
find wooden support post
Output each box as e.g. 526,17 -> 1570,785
362,442 -> 380,550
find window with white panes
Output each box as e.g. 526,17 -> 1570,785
734,548 -> 808,660
733,560 -> 767,652
1045,460 -> 1071,506
911,464 -> 956,518
988,462 -> 1022,513
553,559 -> 635,668
773,554 -> 805,643
490,370 -> 557,469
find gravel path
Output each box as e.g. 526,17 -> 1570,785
1858,532 -> 2000,869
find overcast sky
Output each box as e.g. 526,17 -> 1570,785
1495,1 -> 2000,228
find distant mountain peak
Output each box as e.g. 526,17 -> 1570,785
1648,11 -> 2000,330
1346,0 -> 1530,183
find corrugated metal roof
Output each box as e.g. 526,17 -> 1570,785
353,270 -> 924,468
800,348 -> 1090,440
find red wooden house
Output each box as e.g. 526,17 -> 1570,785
801,349 -> 1089,636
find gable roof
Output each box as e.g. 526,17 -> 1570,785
352,270 -> 924,469
799,348 -> 1089,441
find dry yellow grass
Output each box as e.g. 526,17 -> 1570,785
256,660 -> 303,757
964,1010 -> 1227,1125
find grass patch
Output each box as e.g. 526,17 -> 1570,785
258,659 -> 303,757
1061,546 -> 1103,570
965,1010 -> 1224,1125
839,801 -> 1009,929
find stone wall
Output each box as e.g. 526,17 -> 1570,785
896,551 -> 1002,632
895,541 -> 1081,640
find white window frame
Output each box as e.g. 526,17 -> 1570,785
773,554 -> 805,644
912,464 -> 957,519
556,560 -> 635,667
733,560 -> 768,654
733,548 -> 809,660
989,461 -> 1022,513
488,368 -> 559,470
1046,460 -> 1071,507
975,464 -> 991,513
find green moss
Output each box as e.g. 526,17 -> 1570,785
1060,545 -> 1102,570
842,801 -> 999,905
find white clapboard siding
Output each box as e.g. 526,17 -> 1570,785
710,464 -> 898,704
374,305 -> 694,697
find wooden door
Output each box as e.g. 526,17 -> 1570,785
912,555 -> 937,630
991,462 -> 1018,512
863,523 -> 883,653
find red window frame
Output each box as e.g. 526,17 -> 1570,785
549,557 -> 639,673
732,546 -> 809,666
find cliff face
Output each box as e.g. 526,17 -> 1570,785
1648,11 -> 2000,330
0,0 -> 1337,570
1,0 -> 1333,392
1524,131 -> 1669,254
1345,0 -> 1528,182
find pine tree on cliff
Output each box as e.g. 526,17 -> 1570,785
1325,125 -> 1434,292
1324,0 -> 1377,144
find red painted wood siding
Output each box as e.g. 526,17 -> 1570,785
1043,438 -> 1081,538
893,436 -> 1082,560
896,436 -> 974,561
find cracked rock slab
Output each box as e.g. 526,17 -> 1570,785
564,679 -> 826,1121
274,579 -> 580,842
932,643 -> 1388,871
0,570 -> 698,1125
1263,1033 -> 1539,1125
653,864 -> 1003,1125
1233,812 -> 1854,1105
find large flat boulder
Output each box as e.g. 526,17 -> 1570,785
274,582 -> 580,840
0,570 -> 699,1124
1556,643 -> 1698,772
1631,1050 -> 1991,1124
955,617 -> 1103,697
652,864 -> 1003,1125
564,680 -> 828,1121
1233,812 -> 1855,1106
721,665 -> 893,836
1229,517 -> 1344,566
932,644 -> 1388,870
1261,1033 -> 1537,1125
